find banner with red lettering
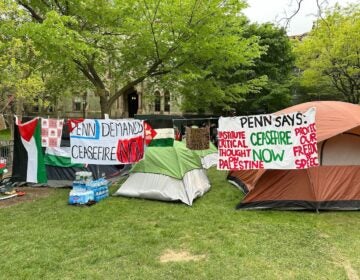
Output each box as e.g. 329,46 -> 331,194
70,119 -> 144,165
217,108 -> 318,170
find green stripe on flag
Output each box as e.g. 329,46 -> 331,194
44,154 -> 84,168
148,138 -> 174,147
35,120 -> 47,183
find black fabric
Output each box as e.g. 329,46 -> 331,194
46,165 -> 84,181
236,200 -> 360,211
11,121 -> 28,182
87,164 -> 123,179
46,164 -> 123,181
134,114 -> 183,129
227,175 -> 249,194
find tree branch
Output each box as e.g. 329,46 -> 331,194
87,62 -> 106,90
277,0 -> 304,31
74,59 -> 96,85
143,0 -> 162,60
54,0 -> 66,14
17,0 -> 44,23
107,75 -> 147,107
315,0 -> 332,33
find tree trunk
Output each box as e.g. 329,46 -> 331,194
94,87 -> 110,119
99,95 -> 109,119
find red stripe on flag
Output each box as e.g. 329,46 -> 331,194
17,118 -> 39,142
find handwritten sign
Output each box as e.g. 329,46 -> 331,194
70,119 -> 144,164
218,108 -> 318,170
186,127 -> 210,150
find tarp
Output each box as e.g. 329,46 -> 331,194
228,101 -> 360,210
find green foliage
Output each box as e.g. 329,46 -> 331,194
182,22 -> 295,114
234,23 -> 295,114
0,129 -> 11,141
2,0 -> 266,116
0,168 -> 359,279
0,3 -> 90,114
0,37 -> 44,111
294,4 -> 360,104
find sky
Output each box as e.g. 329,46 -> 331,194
243,0 -> 359,35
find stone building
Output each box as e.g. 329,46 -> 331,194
26,83 -> 182,118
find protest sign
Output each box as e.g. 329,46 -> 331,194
218,108 -> 318,170
186,127 -> 210,150
70,119 -> 144,164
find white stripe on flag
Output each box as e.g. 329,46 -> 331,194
21,137 -> 38,183
45,147 -> 71,157
153,128 -> 174,140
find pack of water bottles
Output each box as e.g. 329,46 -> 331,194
86,178 -> 110,202
68,171 -> 109,205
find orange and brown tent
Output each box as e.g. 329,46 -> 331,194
228,101 -> 360,210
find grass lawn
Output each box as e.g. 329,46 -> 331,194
0,168 -> 359,279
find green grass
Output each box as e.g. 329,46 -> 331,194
0,168 -> 359,279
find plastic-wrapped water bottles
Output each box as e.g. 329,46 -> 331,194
69,189 -> 94,205
70,172 -> 109,204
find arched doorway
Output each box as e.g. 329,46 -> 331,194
127,90 -> 139,118
164,91 -> 170,113
154,91 -> 161,112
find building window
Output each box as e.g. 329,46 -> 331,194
32,98 -> 39,112
73,97 -> 82,111
164,91 -> 170,112
154,91 -> 161,112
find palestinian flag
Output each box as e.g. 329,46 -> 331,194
44,147 -> 84,168
0,160 -> 7,175
148,128 -> 175,147
12,117 -> 47,183
144,122 -> 157,145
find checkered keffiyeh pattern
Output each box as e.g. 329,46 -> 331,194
41,118 -> 64,147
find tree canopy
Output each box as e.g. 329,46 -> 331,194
236,23 -> 295,114
294,4 -> 360,104
1,0 -> 267,117
182,22 -> 295,115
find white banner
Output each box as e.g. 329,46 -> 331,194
70,119 -> 144,165
218,108 -> 318,170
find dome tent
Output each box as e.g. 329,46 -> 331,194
114,141 -> 211,205
228,101 -> 360,211
189,140 -> 218,169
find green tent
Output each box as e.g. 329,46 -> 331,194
114,141 -> 211,205
186,141 -> 218,169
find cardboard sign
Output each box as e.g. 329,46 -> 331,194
218,108 -> 318,170
70,119 -> 144,165
186,127 -> 209,150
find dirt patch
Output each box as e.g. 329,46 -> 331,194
329,246 -> 359,280
318,233 -> 330,238
0,187 -> 55,209
160,249 -> 206,263
342,259 -> 359,280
